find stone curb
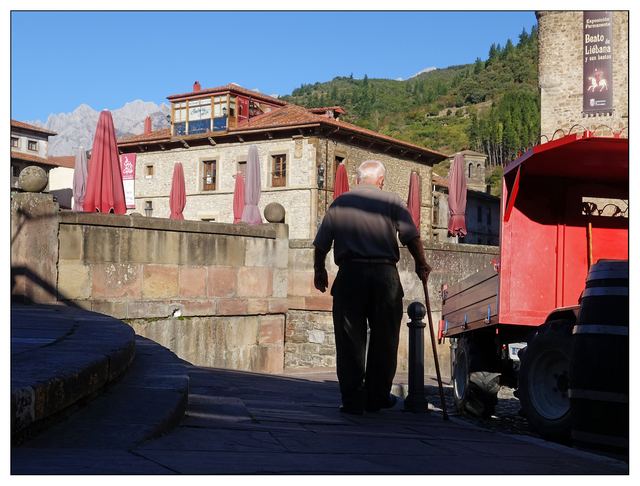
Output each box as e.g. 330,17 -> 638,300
11,305 -> 137,443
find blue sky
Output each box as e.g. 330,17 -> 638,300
10,10 -> 538,123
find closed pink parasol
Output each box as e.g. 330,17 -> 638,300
169,162 -> 186,219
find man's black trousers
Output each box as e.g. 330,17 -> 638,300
330,262 -> 404,411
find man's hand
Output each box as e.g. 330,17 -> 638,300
314,267 -> 329,293
415,261 -> 431,285
313,246 -> 329,293
407,236 -> 431,285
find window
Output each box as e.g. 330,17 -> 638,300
187,98 -> 211,134
477,206 -> 482,223
487,208 -> 492,225
272,154 -> 286,187
433,196 -> 439,225
28,140 -> 38,151
11,137 -> 19,148
203,161 -> 216,191
145,165 -> 154,179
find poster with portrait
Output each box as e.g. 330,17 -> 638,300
583,11 -> 613,116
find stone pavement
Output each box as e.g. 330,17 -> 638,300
11,303 -> 629,475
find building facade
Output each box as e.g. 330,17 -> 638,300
10,120 -> 58,193
117,83 -> 448,240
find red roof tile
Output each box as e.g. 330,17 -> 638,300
11,150 -> 59,167
167,84 -> 286,106
11,119 -> 57,136
48,155 -> 77,169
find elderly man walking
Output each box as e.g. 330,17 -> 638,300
313,160 -> 431,415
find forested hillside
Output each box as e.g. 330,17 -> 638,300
281,24 -> 539,191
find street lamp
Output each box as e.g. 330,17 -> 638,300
145,201 -> 153,217
317,164 -> 325,189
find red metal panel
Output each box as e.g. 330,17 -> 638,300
498,136 -> 628,328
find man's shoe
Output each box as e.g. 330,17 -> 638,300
365,394 -> 398,412
339,405 -> 364,415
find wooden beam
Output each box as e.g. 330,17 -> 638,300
207,137 -> 216,146
383,145 -> 391,152
266,131 -> 273,139
237,135 -> 245,143
181,140 -> 189,148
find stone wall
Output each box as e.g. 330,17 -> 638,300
50,207 -> 288,373
285,239 -> 499,377
131,138 -> 317,239
537,11 -> 629,137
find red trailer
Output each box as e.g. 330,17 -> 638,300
440,130 -> 628,448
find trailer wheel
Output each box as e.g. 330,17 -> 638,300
517,319 -> 573,444
452,335 -> 500,418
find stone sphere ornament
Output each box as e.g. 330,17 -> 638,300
19,166 -> 48,193
264,202 -> 286,223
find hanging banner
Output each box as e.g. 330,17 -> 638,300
120,153 -> 136,209
583,11 -> 613,116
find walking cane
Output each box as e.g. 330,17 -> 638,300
423,280 -> 449,420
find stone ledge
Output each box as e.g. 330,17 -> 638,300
58,211 -> 280,239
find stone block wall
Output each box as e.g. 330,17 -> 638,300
55,211 -> 289,373
285,239 -> 499,377
537,11 -> 629,137
312,137 -> 434,239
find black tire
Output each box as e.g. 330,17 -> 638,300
452,335 -> 500,418
517,319 -> 573,444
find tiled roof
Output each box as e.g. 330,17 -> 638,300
11,150 -> 59,167
452,149 -> 488,158
118,84 -> 448,161
167,84 -> 286,106
11,119 -> 58,136
48,156 -> 77,169
118,127 -> 171,144
308,106 -> 346,114
432,174 -> 449,188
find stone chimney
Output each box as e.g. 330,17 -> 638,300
144,116 -> 152,135
194,81 -> 201,91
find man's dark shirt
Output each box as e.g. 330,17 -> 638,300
313,182 -> 419,265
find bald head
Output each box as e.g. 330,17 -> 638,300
356,160 -> 386,184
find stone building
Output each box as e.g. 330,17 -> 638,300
10,120 -> 58,194
116,83 -> 448,240
537,11 -> 628,138
431,150 -> 499,245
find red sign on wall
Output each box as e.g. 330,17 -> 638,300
120,153 -> 136,209
237,96 -> 249,125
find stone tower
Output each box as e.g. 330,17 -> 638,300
537,11 -> 628,138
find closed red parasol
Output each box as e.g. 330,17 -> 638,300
83,110 -> 127,214
169,162 -> 186,219
333,163 -> 349,200
407,171 -> 420,235
72,146 -> 88,211
448,152 -> 467,237
233,171 -> 245,223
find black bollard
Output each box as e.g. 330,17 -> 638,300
403,302 -> 430,413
